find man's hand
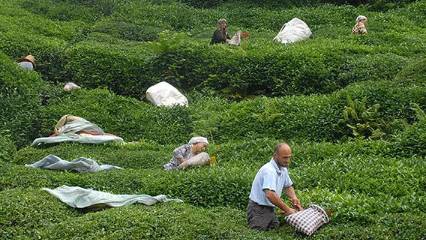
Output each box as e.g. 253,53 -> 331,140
279,207 -> 297,216
291,198 -> 303,211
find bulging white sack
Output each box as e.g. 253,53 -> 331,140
273,18 -> 312,44
227,31 -> 241,46
146,81 -> 188,107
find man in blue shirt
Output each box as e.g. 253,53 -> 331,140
247,143 -> 303,230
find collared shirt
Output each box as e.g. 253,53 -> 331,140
249,159 -> 293,207
163,144 -> 193,170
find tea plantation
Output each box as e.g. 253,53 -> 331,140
1,0 -> 425,239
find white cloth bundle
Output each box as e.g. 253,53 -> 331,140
226,31 -> 241,46
146,81 -> 188,107
178,152 -> 210,169
43,186 -> 183,208
273,18 -> 312,44
64,82 -> 81,92
26,155 -> 122,173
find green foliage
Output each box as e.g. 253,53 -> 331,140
38,88 -> 193,144
64,41 -> 157,97
13,141 -> 173,169
339,96 -> 388,139
0,135 -> 16,162
391,104 -> 426,157
1,1 -> 426,239
0,188 -> 80,239
395,57 -> 426,86
190,80 -> 426,142
0,52 -> 47,147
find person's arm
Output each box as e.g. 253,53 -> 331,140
173,145 -> 187,164
265,190 -> 296,216
284,186 -> 303,211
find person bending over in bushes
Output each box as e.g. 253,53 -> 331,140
247,143 -> 303,231
352,15 -> 368,35
17,54 -> 36,70
163,136 -> 210,170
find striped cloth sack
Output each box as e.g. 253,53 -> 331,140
285,204 -> 329,236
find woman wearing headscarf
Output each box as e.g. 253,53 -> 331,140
211,18 -> 231,44
352,15 -> 368,35
163,136 -> 210,170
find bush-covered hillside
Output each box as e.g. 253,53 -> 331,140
1,0 -> 425,239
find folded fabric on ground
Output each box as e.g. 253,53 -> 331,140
32,134 -> 124,146
43,186 -> 183,208
26,155 -> 122,173
32,115 -> 124,146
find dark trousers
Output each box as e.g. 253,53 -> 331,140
247,200 -> 279,231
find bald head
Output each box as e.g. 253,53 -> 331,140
273,143 -> 292,168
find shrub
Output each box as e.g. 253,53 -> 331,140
0,52 -> 47,147
395,57 -> 426,86
391,105 -> 426,157
91,19 -> 164,42
13,141 -> 173,169
0,135 -> 16,162
0,188 -> 80,239
64,41 -> 157,97
38,89 -> 193,145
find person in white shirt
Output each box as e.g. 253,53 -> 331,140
247,143 -> 303,230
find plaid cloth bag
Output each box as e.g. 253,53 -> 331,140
285,204 -> 329,236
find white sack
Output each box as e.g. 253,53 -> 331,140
146,81 -> 188,107
178,152 -> 210,169
273,18 -> 312,44
26,155 -> 122,173
226,31 -> 241,46
64,82 -> 81,92
43,185 -> 183,208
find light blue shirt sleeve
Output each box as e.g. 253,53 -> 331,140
261,169 -> 278,192
283,169 -> 293,188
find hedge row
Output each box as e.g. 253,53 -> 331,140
23,79 -> 426,146
3,75 -> 425,147
62,34 -> 412,99
2,187 -> 424,239
11,138 -> 390,169
178,0 -> 418,9
190,80 -> 426,143
37,88 -> 193,145
2,1 -> 424,99
2,149 -> 424,215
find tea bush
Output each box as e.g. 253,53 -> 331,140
391,105 -> 426,157
0,188 -> 80,239
0,135 -> 16,162
0,52 -> 47,147
13,142 -> 173,169
37,89 -> 193,145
